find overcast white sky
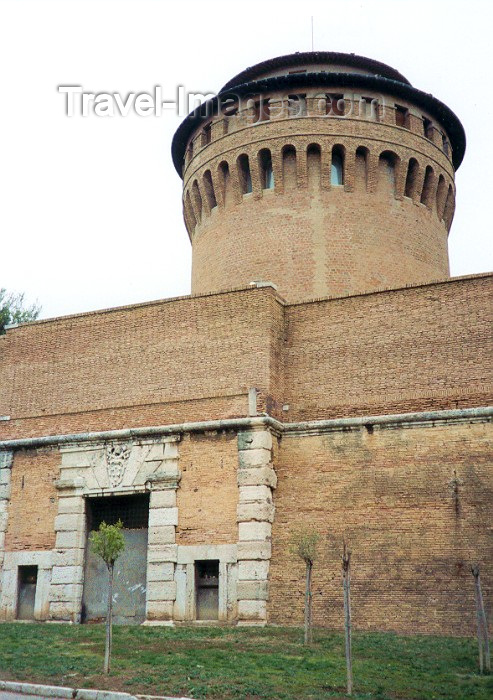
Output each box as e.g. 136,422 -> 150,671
1,0 -> 492,320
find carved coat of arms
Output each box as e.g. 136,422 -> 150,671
105,443 -> 131,488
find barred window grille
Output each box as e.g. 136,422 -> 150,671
87,494 -> 150,530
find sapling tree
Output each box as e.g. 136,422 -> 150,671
89,520 -> 125,674
290,527 -> 320,644
471,564 -> 491,674
342,540 -> 353,696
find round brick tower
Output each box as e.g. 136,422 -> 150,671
172,52 -> 465,302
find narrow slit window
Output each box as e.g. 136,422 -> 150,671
259,150 -> 274,190
237,154 -> 253,195
395,105 -> 409,128
331,148 -> 344,185
253,99 -> 270,123
203,170 -> 217,209
423,117 -> 433,140
421,165 -> 434,207
202,123 -> 212,146
404,158 -> 419,198
442,133 -> 449,156
361,96 -> 379,121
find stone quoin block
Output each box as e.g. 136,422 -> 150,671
237,431 -> 273,451
237,560 -> 270,581
50,566 -> 83,585
148,507 -> 178,527
238,448 -> 272,469
237,502 -> 275,523
147,562 -> 176,582
238,485 -> 273,502
147,525 -> 176,545
237,466 -> 278,489
237,599 -> 267,620
237,541 -> 272,561
238,521 -> 272,541
150,490 -> 177,508
147,544 -> 178,563
146,580 -> 177,602
146,600 -> 174,620
237,580 -> 269,600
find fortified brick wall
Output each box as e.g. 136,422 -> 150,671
176,431 -> 239,546
0,287 -> 284,440
5,448 -> 60,552
284,274 -> 493,421
268,419 -> 493,635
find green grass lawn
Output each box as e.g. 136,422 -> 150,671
0,623 -> 491,699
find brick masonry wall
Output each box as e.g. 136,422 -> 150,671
5,448 -> 60,551
268,420 -> 493,635
0,276 -> 491,438
183,89 -> 455,303
176,432 -> 239,545
0,287 -> 284,440
283,274 -> 493,421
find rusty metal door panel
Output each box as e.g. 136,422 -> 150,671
82,529 -> 147,625
17,566 -> 37,620
197,587 -> 219,620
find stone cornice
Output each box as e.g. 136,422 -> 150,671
0,406 -> 491,451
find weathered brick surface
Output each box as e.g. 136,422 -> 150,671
5,449 -> 59,551
0,287 -> 284,440
283,274 -> 493,421
268,421 -> 493,635
1,276 -> 490,441
183,88 -> 454,304
176,432 -> 238,545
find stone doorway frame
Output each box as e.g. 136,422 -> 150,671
48,436 -> 181,624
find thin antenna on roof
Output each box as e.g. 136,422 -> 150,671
311,16 -> 314,51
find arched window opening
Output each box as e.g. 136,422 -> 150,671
436,175 -> 447,218
355,146 -> 369,190
361,96 -> 379,121
307,143 -> 321,190
378,151 -> 398,195
442,133 -> 450,157
219,161 -> 233,206
282,145 -> 297,190
331,146 -> 344,186
191,180 -> 203,223
237,154 -> 253,195
420,165 -> 434,207
404,158 -> 419,199
443,185 -> 455,228
203,170 -> 217,210
185,191 -> 197,232
259,149 -> 274,190
202,123 -> 212,146
423,117 -> 433,140
395,104 -> 409,129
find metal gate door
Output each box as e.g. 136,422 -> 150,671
82,494 -> 149,625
